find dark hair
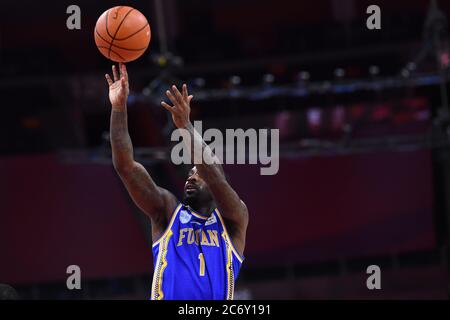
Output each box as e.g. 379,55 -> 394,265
0,284 -> 19,300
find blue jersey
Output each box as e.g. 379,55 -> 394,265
150,203 -> 244,300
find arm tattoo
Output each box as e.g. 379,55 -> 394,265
110,109 -> 134,169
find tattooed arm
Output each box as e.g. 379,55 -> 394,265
105,64 -> 177,230
161,84 -> 249,256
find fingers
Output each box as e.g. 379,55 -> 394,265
166,89 -> 178,106
188,95 -> 194,103
112,65 -> 119,82
161,101 -> 175,113
105,74 -> 113,86
106,65 -> 127,87
182,84 -> 188,99
172,85 -> 184,105
119,63 -> 128,82
166,85 -> 191,107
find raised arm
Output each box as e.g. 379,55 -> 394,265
105,64 -> 177,226
161,84 -> 249,254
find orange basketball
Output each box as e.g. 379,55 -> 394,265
94,6 -> 151,63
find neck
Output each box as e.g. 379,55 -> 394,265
186,200 -> 216,217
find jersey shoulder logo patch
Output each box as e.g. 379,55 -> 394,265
179,210 -> 192,224
205,214 -> 217,226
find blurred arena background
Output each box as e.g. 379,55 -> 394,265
1,0 -> 450,299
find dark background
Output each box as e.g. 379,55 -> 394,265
0,0 -> 449,299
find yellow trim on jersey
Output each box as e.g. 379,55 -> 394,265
186,205 -> 210,220
152,203 -> 182,248
151,229 -> 173,300
222,231 -> 234,300
215,209 -> 245,263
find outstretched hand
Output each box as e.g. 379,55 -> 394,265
161,84 -> 193,129
105,63 -> 129,111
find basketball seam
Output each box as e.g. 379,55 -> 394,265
108,8 -> 135,59
97,46 -> 125,61
105,9 -> 111,40
105,6 -> 122,39
105,6 -> 123,40
114,22 -> 149,41
95,28 -> 147,51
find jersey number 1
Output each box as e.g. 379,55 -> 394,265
198,253 -> 205,276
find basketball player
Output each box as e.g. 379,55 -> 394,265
105,63 -> 249,300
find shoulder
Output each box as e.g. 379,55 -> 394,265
150,199 -> 182,244
240,200 -> 249,218
217,201 -> 249,235
151,191 -> 180,229
216,203 -> 248,258
235,200 -> 249,227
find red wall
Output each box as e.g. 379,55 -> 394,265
0,150 -> 435,284
0,154 -> 152,285
225,150 -> 435,266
